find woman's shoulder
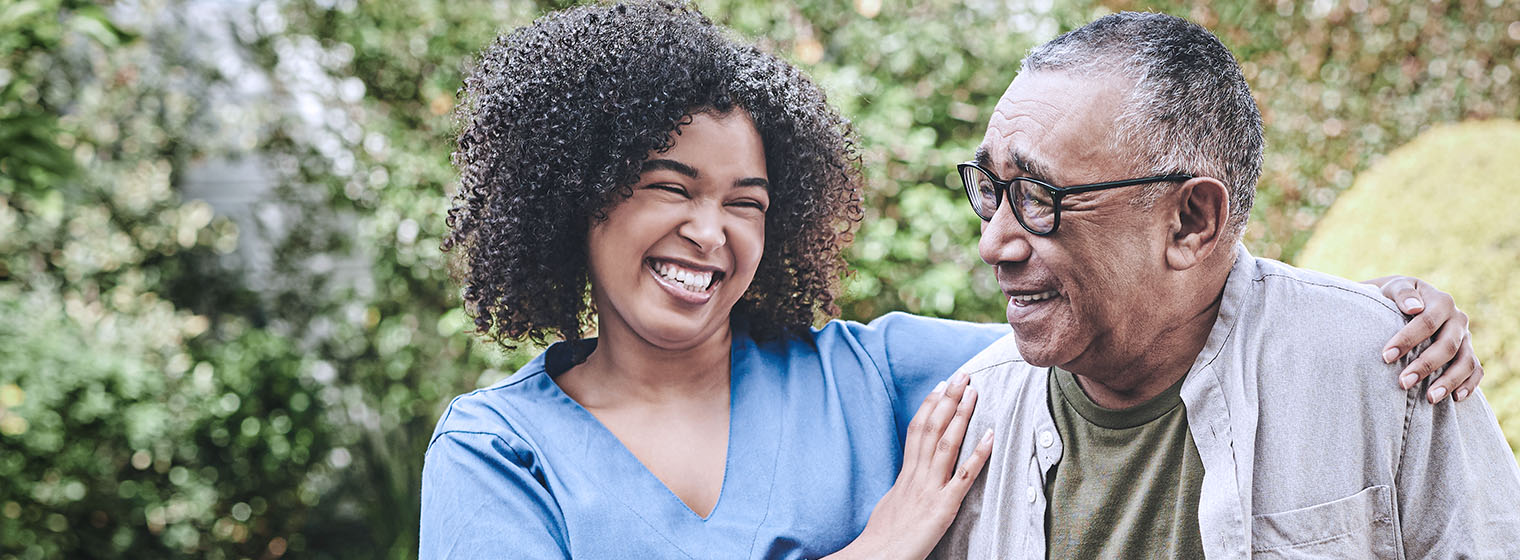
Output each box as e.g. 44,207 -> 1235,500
807,312 -> 1010,361
813,311 -> 1008,338
428,350 -> 571,454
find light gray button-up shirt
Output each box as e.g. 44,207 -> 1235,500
932,244 -> 1520,559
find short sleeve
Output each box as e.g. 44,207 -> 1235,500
420,430 -> 571,560
840,312 -> 1010,441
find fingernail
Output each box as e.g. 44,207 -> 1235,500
952,371 -> 969,385
1456,388 -> 1470,401
1429,386 -> 1447,403
961,387 -> 976,402
1403,297 -> 1423,312
980,428 -> 994,445
1400,373 -> 1417,389
1382,348 -> 1399,364
933,381 -> 948,394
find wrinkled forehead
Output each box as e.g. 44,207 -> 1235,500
977,71 -> 1134,182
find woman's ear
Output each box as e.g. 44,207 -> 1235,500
1164,176 -> 1231,271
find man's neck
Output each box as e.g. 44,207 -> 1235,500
1068,294 -> 1221,409
1066,251 -> 1237,409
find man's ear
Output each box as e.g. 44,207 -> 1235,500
1164,177 -> 1231,271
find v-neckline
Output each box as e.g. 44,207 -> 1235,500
567,366 -> 737,522
542,334 -> 783,536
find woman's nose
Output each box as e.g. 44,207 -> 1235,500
679,203 -> 727,253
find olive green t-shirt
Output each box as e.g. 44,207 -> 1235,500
1045,367 -> 1205,559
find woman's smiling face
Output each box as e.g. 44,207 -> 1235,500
586,110 -> 770,351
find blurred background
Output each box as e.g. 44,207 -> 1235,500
2,0 -> 1516,558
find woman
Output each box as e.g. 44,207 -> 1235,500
422,2 -> 1481,558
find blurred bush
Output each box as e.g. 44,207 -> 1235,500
0,291 -> 331,558
3,0 -> 1517,558
1297,120 -> 1520,462
0,1 -> 335,558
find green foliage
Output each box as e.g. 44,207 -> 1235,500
239,2 -> 543,556
0,0 -> 125,207
1297,120 -> 1520,462
0,1 -> 334,558
0,289 -> 331,559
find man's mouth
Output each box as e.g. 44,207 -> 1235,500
1007,290 -> 1059,306
647,258 -> 723,295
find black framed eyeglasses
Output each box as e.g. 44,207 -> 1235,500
957,162 -> 1193,236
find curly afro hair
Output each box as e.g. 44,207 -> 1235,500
443,0 -> 863,346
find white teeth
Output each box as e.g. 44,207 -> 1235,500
1010,290 -> 1058,303
651,261 -> 716,292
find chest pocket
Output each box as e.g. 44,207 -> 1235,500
1250,485 -> 1399,559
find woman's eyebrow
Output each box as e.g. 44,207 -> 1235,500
641,158 -> 699,178
735,177 -> 769,188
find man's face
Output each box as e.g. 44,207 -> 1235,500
977,70 -> 1175,370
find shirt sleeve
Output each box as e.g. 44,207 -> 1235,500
1394,387 -> 1520,557
844,312 -> 1011,442
420,430 -> 571,560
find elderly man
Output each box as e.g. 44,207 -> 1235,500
931,12 -> 1520,559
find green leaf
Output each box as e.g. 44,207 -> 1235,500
0,1 -> 48,34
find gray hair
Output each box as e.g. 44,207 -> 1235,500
1022,12 -> 1263,236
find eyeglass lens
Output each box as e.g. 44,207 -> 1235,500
961,166 -> 999,220
1010,179 -> 1056,233
961,165 -> 1058,233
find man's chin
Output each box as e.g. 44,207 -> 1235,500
1008,329 -> 1067,368
1009,324 -> 1082,368
1017,350 -> 1062,368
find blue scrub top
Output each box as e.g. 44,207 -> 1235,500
420,312 -> 1009,559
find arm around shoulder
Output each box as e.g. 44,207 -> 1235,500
1395,388 -> 1520,557
421,430 -> 571,560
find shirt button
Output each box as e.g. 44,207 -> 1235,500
1026,485 -> 1039,503
1038,430 -> 1054,448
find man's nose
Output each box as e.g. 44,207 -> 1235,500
978,202 -> 1033,266
679,203 -> 727,253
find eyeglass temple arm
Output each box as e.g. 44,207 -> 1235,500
1052,174 -> 1194,195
